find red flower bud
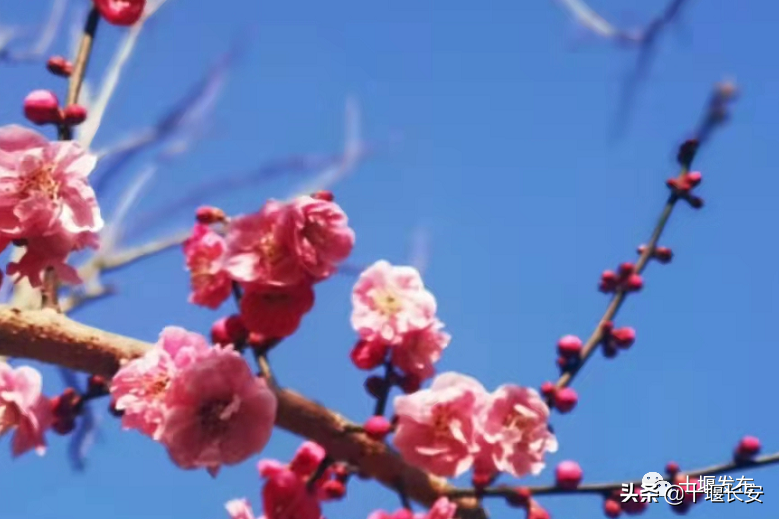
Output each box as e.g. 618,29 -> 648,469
611,327 -> 636,349
62,104 -> 88,126
654,246 -> 673,264
210,315 -> 247,345
557,335 -> 583,357
555,460 -> 583,489
46,55 -> 73,77
506,487 -> 532,508
554,387 -> 578,413
685,171 -> 702,186
94,0 -> 146,26
618,262 -> 635,277
195,206 -> 227,224
311,190 -> 334,201
398,373 -> 421,394
540,381 -> 556,397
363,416 -> 392,441
624,274 -> 643,292
735,435 -> 761,460
604,498 -> 622,518
350,340 -> 388,370
23,90 -> 61,125
665,461 -> 680,477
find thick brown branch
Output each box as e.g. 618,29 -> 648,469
0,305 -> 486,519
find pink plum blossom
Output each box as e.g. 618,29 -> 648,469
0,125 -> 102,239
110,327 -> 211,438
0,363 -> 52,457
351,260 -> 437,345
7,225 -> 98,287
226,499 -> 257,519
390,320 -> 450,381
225,201 -> 305,287
476,385 -> 557,478
392,372 -> 489,477
158,345 -> 277,476
183,223 -> 232,309
286,195 -> 355,280
258,441 -> 333,503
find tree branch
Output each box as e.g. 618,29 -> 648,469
0,305 -> 486,519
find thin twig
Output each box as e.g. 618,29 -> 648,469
448,451 -> 779,498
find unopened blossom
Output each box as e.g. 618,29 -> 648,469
477,385 -> 557,478
0,125 -> 102,239
393,372 -> 489,477
258,446 -> 325,519
352,260 -> 437,345
158,345 -> 277,476
7,226 -> 98,287
225,202 -> 304,287
110,327 -> 210,438
226,499 -> 257,519
183,223 -> 232,309
240,283 -> 315,338
390,320 -> 450,381
94,0 -> 146,26
0,363 -> 52,457
286,195 -> 355,280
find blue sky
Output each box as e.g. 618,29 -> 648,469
0,0 -> 776,518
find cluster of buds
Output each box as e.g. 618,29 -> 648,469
600,321 -> 636,358
637,244 -> 673,264
23,90 -> 88,127
666,171 -> 703,209
599,262 -> 643,294
540,382 -> 578,414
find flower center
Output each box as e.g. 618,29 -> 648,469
198,395 -> 241,437
432,403 -> 453,439
373,289 -> 402,316
146,374 -> 170,399
256,233 -> 283,265
20,163 -> 58,200
503,407 -> 533,431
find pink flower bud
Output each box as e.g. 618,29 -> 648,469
611,327 -> 636,348
46,55 -> 73,77
363,416 -> 392,440
554,387 -> 578,413
23,90 -> 61,125
350,340 -> 388,370
94,0 -> 146,26
555,460 -> 583,489
557,335 -> 583,357
527,505 -> 550,519
540,381 -> 556,398
624,274 -> 643,292
735,435 -> 761,459
686,171 -> 702,186
604,499 -> 622,518
210,315 -> 247,345
62,104 -> 88,126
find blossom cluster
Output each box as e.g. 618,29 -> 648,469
350,260 -> 449,384
183,194 -> 355,341
393,372 -> 558,480
109,327 -> 277,476
0,125 -> 103,287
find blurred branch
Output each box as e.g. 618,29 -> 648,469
554,0 -> 693,136
0,0 -> 66,63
